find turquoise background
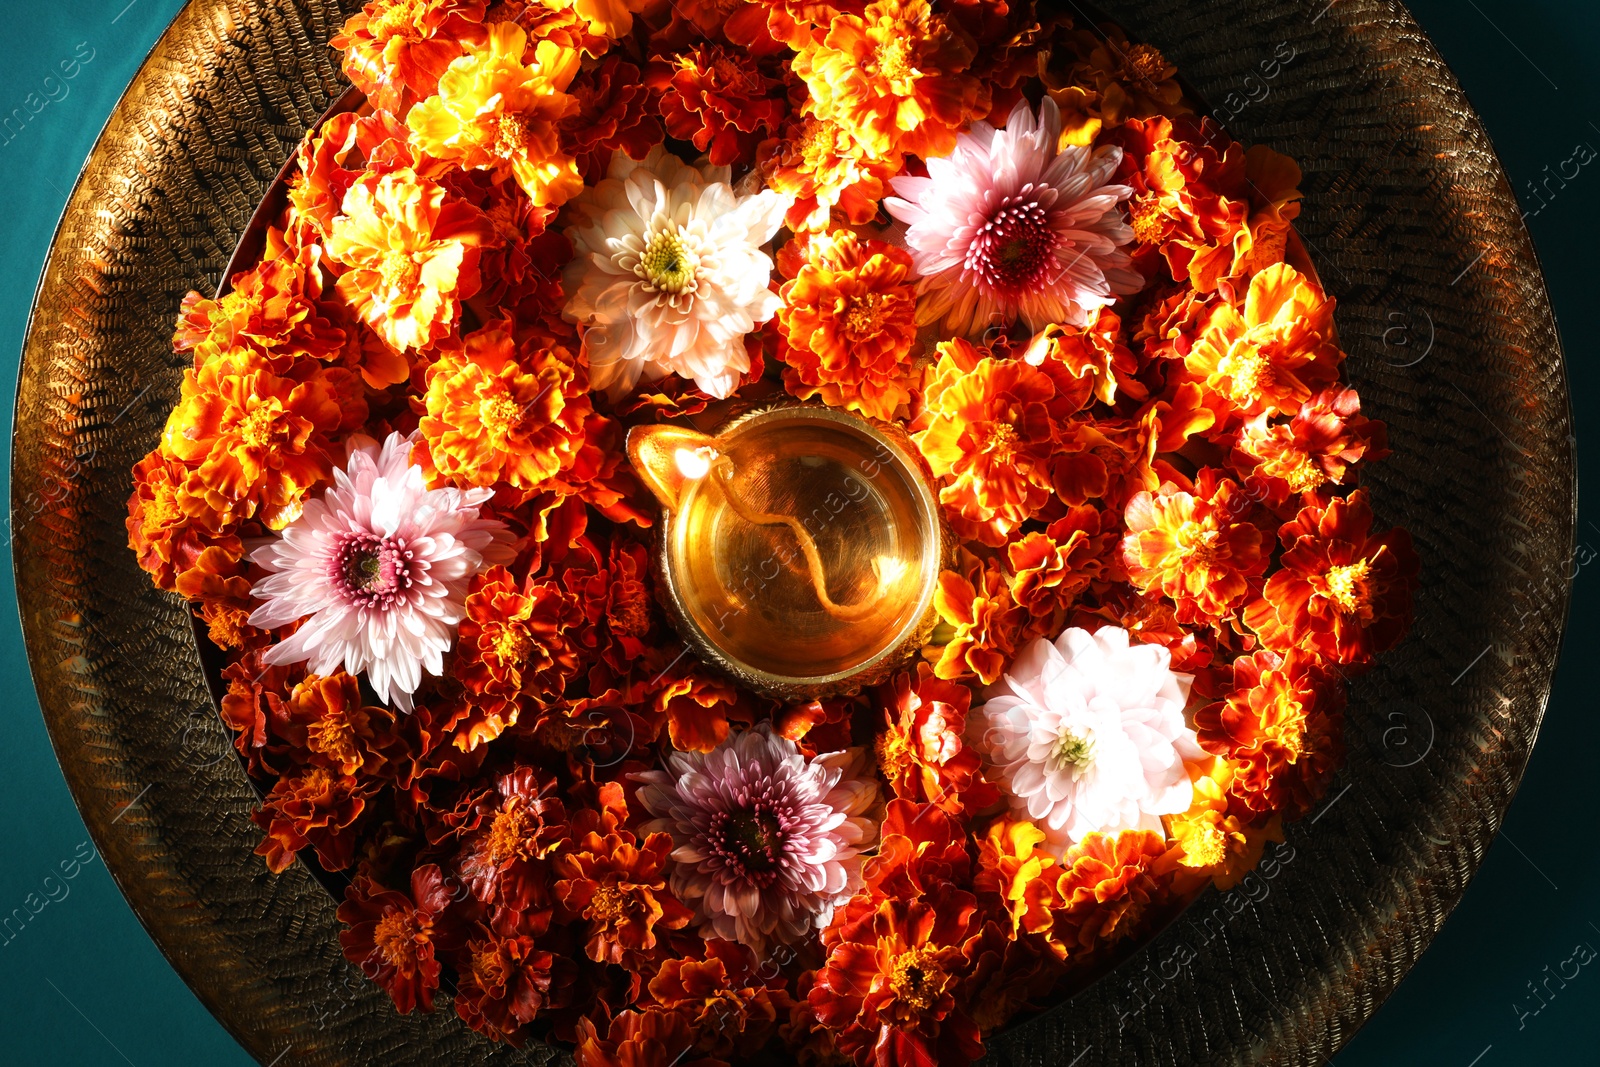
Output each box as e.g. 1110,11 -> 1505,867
0,1 -> 1594,1063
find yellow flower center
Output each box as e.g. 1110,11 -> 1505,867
889,946 -> 948,1014
479,392 -> 526,443
486,804 -> 535,864
1120,43 -> 1169,90
1128,195 -> 1167,245
307,714 -> 358,769
1323,559 -> 1371,614
587,884 -> 629,924
379,249 -> 421,294
144,483 -> 184,532
365,0 -> 425,42
1180,821 -> 1228,868
1219,346 -> 1273,403
876,727 -> 916,783
1177,520 -> 1222,566
495,112 -> 533,157
874,37 -> 919,87
843,293 -> 885,337
1051,727 -> 1096,770
470,944 -> 512,991
236,404 -> 283,450
1282,457 -> 1327,493
984,421 -> 1020,462
641,229 -> 697,294
1268,710 -> 1306,760
372,909 -> 420,968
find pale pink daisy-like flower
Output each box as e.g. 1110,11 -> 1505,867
969,626 -> 1201,857
561,144 -> 791,401
633,722 -> 879,955
884,96 -> 1143,337
248,432 -> 513,711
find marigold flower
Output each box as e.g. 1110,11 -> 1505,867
253,764 -> 371,873
793,0 -> 988,161
1007,506 -> 1112,631
561,53 -> 663,184
1166,757 -> 1282,889
553,818 -> 692,966
1193,650 -> 1345,818
1184,262 -> 1343,420
1234,385 -> 1388,496
456,766 -> 569,911
1121,472 -> 1267,624
419,321 -> 595,492
127,450 -> 245,593
326,166 -> 490,353
1043,829 -> 1174,956
575,1008 -> 712,1067
1244,489 -> 1418,665
407,23 -> 584,207
777,230 -> 920,420
647,43 -> 788,167
759,115 -> 897,233
331,0 -> 487,113
280,671 -> 395,778
176,254 -> 346,367
454,927 -> 557,1044
646,940 -> 795,1059
875,664 -> 997,816
337,864 -> 460,1014
973,817 -> 1057,938
927,548 -> 1026,685
1064,28 -> 1188,129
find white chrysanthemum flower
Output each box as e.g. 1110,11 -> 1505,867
969,626 -> 1201,856
633,722 -> 880,955
884,96 -> 1143,337
247,432 -> 513,711
560,144 -> 790,400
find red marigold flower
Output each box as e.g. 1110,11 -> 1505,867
647,43 -> 788,168
777,229 -> 921,421
1043,829 -> 1175,956
1121,471 -> 1268,624
857,799 -> 972,902
575,1008 -> 717,1067
1193,650 -> 1346,818
331,0 -> 487,114
875,664 -> 997,816
1244,489 -> 1419,665
252,765 -> 370,874
454,926 -> 558,1044
809,890 -> 985,1067
279,671 -> 395,778
1233,384 -> 1389,497
337,864 -> 461,1015
1020,309 -> 1145,408
554,814 -> 693,966
647,940 -> 794,1060
561,53 -> 663,185
455,765 -> 570,912
927,548 -> 1026,685
218,651 -> 301,779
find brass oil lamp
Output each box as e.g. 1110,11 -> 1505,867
627,403 -> 949,700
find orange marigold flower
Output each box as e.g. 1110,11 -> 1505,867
759,115 -> 898,233
1244,489 -> 1418,665
1234,384 -> 1389,497
914,338 -> 1077,546
1184,262 -> 1343,420
575,1008 -> 713,1067
777,230 -> 920,420
647,44 -> 788,168
875,664 -> 997,816
419,321 -> 595,492
1043,829 -> 1174,957
253,764 -> 370,873
407,23 -> 584,207
973,817 -> 1057,939
858,799 -> 973,901
553,819 -> 692,966
647,940 -> 794,1060
1064,27 -> 1188,128
331,0 -> 487,114
161,349 -> 351,529
453,565 -> 586,749
337,864 -> 460,1014
1121,471 -> 1267,624
1007,505 -> 1113,633
456,766 -> 570,911
127,450 -> 245,593
286,109 -> 416,244
455,926 -> 557,1045
646,660 -> 749,754
927,548 -> 1026,685
176,254 -> 346,367
562,53 -> 663,184
809,890 -> 985,1067
1193,650 -> 1346,818
792,0 -> 989,161
280,671 -> 395,778
1166,756 -> 1281,889
1021,309 -> 1146,408
326,166 -> 490,353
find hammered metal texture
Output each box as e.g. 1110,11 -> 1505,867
11,1 -> 1573,1065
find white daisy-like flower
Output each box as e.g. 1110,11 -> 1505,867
884,95 -> 1144,337
247,432 -> 513,711
560,144 -> 790,400
632,722 -> 880,955
969,626 -> 1201,856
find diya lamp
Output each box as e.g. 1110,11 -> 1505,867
627,403 -> 951,700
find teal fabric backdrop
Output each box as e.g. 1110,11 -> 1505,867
0,1 -> 1592,1063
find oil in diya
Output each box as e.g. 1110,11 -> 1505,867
627,403 -> 949,700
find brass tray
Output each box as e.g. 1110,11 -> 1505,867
12,0 -> 1574,1064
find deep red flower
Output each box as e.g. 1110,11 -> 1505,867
337,864 -> 461,1014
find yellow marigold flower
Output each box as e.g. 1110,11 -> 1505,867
1184,262 -> 1342,419
777,230 -> 919,421
326,166 -> 490,353
419,321 -> 595,491
406,23 -> 584,208
791,0 -> 988,160
1166,757 -> 1279,891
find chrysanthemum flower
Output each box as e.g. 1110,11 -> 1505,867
406,23 -> 584,207
417,320 -> 595,492
969,626 -> 1202,856
792,0 -> 988,161
327,166 -> 490,353
1121,472 -> 1268,624
632,722 -> 880,955
248,432 -> 514,712
1184,262 -> 1342,419
647,43 -> 788,167
875,664 -> 998,816
885,95 -> 1142,337
560,145 -> 790,399
331,0 -> 487,113
337,864 -> 460,1014
759,115 -> 898,233
1194,650 -> 1345,817
1244,490 -> 1418,665
777,230 -> 920,420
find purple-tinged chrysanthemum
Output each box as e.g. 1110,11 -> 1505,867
248,431 -> 513,711
884,96 -> 1143,336
633,722 -> 879,955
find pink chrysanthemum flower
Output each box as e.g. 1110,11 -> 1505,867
633,722 -> 880,955
248,432 -> 513,711
884,96 -> 1143,336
